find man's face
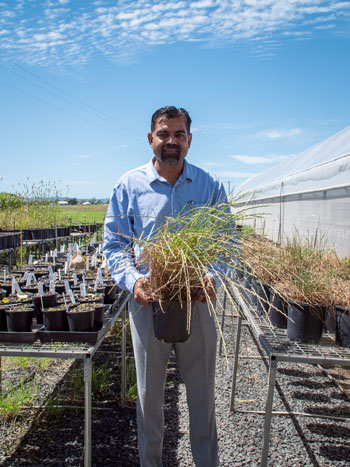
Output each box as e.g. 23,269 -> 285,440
148,116 -> 192,167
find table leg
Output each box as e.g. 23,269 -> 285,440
230,314 -> 242,412
0,356 -> 2,394
261,355 -> 277,467
219,290 -> 227,356
121,306 -> 126,408
84,355 -> 92,467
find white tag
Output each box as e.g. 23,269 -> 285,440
49,280 -> 55,294
86,257 -> 90,271
12,278 -> 22,295
68,289 -> 76,305
50,250 -> 53,257
62,293 -> 69,312
60,244 -> 65,253
28,255 -> 33,265
80,282 -> 86,297
64,280 -> 71,295
32,273 -> 37,282
53,272 -> 58,282
98,268 -> 104,285
25,272 -> 32,287
73,273 -> 78,286
48,266 -> 54,279
3,269 -> 6,282
53,248 -> 57,257
45,253 -> 49,262
98,244 -> 102,254
64,261 -> 68,274
38,281 -> 44,296
22,271 -> 29,281
93,276 -> 99,292
74,242 -> 79,251
58,269 -> 62,281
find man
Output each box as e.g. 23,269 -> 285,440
103,106 -> 227,466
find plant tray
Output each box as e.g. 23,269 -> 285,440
0,329 -> 40,344
38,318 -> 112,344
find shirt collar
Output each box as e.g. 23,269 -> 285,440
145,158 -> 194,184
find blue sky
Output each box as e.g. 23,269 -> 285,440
1,0 -> 349,199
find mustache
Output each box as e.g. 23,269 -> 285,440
162,144 -> 181,152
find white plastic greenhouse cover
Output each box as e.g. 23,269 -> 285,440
232,126 -> 350,258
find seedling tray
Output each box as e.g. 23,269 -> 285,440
38,318 -> 112,344
0,328 -> 40,344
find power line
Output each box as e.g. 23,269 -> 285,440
0,59 -> 143,137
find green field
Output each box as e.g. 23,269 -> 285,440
59,204 -> 108,224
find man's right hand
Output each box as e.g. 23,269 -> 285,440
133,278 -> 153,306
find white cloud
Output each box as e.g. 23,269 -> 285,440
0,1 -> 349,68
231,154 -> 291,164
255,128 -> 302,139
213,170 -> 257,178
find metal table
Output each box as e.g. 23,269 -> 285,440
0,291 -> 130,467
228,283 -> 350,467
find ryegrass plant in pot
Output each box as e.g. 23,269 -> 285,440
137,201 -> 242,344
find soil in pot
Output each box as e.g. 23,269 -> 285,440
152,301 -> 193,343
6,308 -> 33,332
269,291 -> 288,329
42,306 -> 69,331
67,305 -> 94,332
335,306 -> 350,347
77,293 -> 104,305
287,300 -> 325,344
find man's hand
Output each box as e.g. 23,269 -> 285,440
198,276 -> 216,303
133,278 -> 153,306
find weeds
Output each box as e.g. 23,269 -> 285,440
0,379 -> 37,421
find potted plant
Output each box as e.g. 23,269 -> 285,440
5,305 -> 34,332
42,305 -> 69,331
67,303 -> 94,332
135,201 -> 242,343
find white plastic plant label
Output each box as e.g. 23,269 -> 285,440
28,255 -> 33,264
22,271 -> 29,282
58,269 -> 62,281
93,276 -> 99,292
48,266 -> 54,280
12,278 -> 22,295
86,257 -> 90,271
97,268 -> 104,285
53,248 -> 57,257
64,261 -> 68,274
45,253 -> 49,262
49,280 -> 55,294
25,272 -> 32,287
3,269 -> 7,282
68,289 -> 76,305
73,273 -> 78,286
98,244 -> 102,254
62,293 -> 69,313
80,282 -> 86,297
64,280 -> 71,295
53,272 -> 58,282
38,282 -> 44,296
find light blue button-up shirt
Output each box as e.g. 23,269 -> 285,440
103,158 -> 228,294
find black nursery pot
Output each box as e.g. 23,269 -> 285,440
152,301 -> 193,344
269,291 -> 288,329
255,282 -> 270,316
67,310 -> 94,332
43,307 -> 69,331
6,309 -> 33,332
335,306 -> 350,347
0,306 -> 7,331
33,294 -> 58,324
104,284 -> 117,304
94,305 -> 105,331
287,300 -> 325,344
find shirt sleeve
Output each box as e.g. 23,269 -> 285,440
103,182 -> 145,294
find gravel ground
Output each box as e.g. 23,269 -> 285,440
1,295 -> 350,466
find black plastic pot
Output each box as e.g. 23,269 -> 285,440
33,294 -> 58,324
94,305 -> 105,331
43,307 -> 69,331
0,306 -> 7,331
287,300 -> 325,344
152,301 -> 193,343
269,291 -> 288,329
6,309 -> 33,332
104,284 -> 117,304
255,282 -> 270,316
67,309 -> 94,332
325,307 -> 336,334
335,306 -> 350,347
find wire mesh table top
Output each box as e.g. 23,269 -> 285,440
229,283 -> 350,366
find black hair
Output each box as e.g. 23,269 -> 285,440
151,106 -> 192,134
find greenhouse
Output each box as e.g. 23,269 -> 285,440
232,127 -> 350,258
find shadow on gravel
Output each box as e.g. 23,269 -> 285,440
288,379 -> 333,390
292,391 -> 329,403
277,368 -> 312,378
305,405 -> 350,417
319,444 -> 350,462
307,422 -> 350,438
0,351 -> 183,466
